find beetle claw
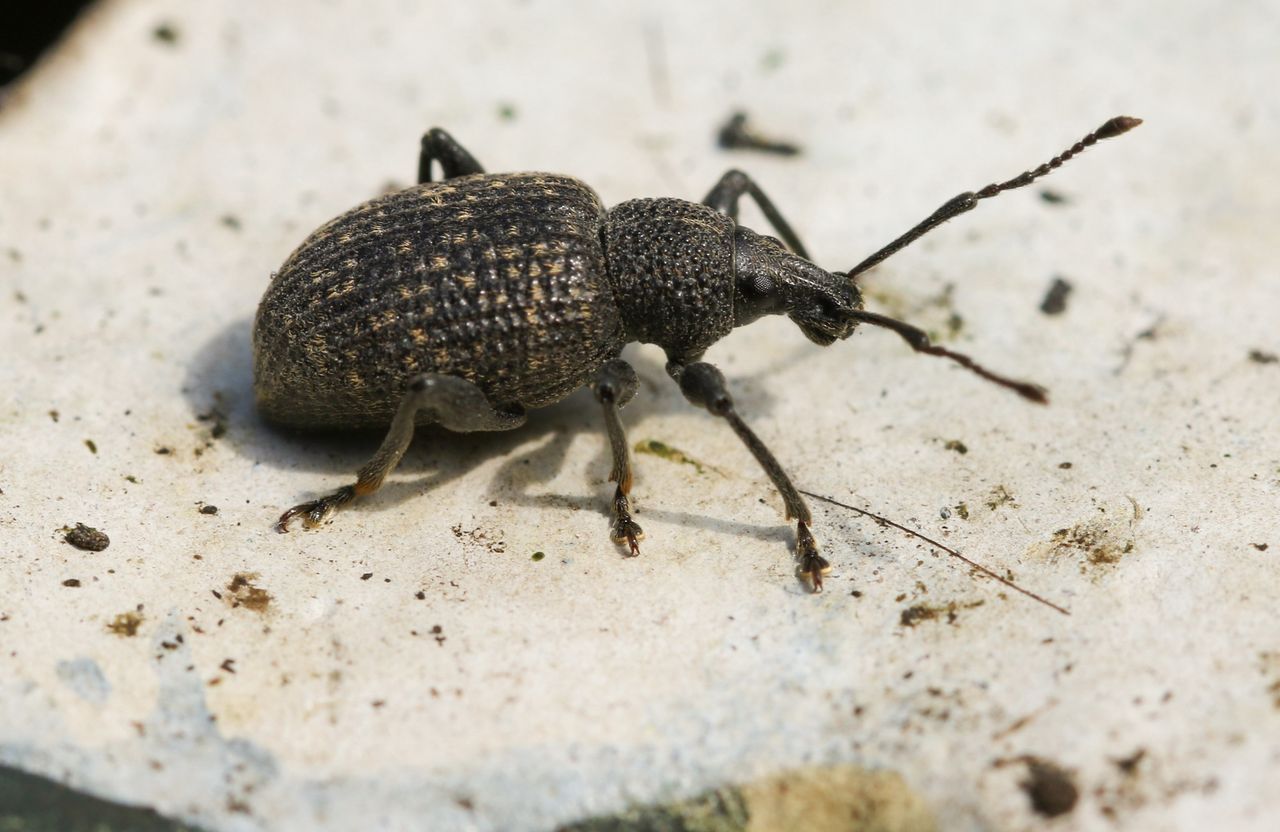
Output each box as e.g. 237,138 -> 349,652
612,519 -> 644,557
796,521 -> 830,593
275,486 -> 355,533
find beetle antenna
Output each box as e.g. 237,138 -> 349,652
848,309 -> 1048,403
848,116 -> 1142,280
798,490 -> 1070,616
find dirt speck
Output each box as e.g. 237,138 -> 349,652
953,502 -> 970,520
716,111 -> 801,156
900,600 -> 984,628
1020,756 -> 1078,817
199,504 -> 218,515
152,22 -> 179,45
944,439 -> 968,454
1040,276 -> 1073,315
84,439 -> 98,454
62,579 -> 82,588
531,551 -> 545,561
1113,748 -> 1146,776
1248,349 -> 1277,364
1034,505 -> 1140,574
1039,188 -> 1068,204
1252,542 -> 1269,551
64,523 -> 110,552
225,573 -> 272,613
635,439 -> 716,475
450,524 -> 507,554
985,485 -> 1017,511
1261,653 -> 1280,709
106,611 -> 143,637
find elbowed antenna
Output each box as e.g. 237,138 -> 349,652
846,309 -> 1048,403
848,116 -> 1143,279
836,116 -> 1142,403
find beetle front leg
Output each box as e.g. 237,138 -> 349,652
703,169 -> 810,259
667,359 -> 830,592
593,359 -> 644,556
276,374 -> 524,532
417,128 -> 485,184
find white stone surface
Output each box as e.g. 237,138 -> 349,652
1,1 -> 1276,830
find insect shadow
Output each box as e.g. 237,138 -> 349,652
183,317 -> 809,547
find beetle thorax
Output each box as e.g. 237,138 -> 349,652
603,198 -> 737,360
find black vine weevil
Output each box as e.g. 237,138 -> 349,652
254,116 -> 1141,592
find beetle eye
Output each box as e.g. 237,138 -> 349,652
749,274 -> 776,297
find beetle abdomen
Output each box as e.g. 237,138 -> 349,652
254,173 -> 626,428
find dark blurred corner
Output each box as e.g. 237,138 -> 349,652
1,0 -> 98,88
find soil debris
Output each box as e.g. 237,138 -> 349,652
716,111 -> 801,156
1020,756 -> 1079,818
1040,276 -> 1073,315
985,485 -> 1016,511
634,439 -> 716,475
899,600 -> 984,628
225,573 -> 272,613
64,523 -> 110,552
106,611 -> 143,637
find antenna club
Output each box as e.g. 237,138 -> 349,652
1098,116 -> 1143,139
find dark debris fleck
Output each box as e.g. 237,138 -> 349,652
1040,276 -> 1073,316
1020,757 -> 1079,818
64,523 -> 110,552
716,111 -> 801,156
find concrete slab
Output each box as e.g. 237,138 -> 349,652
2,1 -> 1277,830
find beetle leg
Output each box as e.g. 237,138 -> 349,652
593,359 -> 644,556
702,169 -> 809,259
666,359 -> 830,592
418,128 -> 485,184
276,374 -> 524,532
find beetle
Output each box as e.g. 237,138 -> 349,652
254,116 -> 1141,592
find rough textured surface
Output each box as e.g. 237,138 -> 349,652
1,1 -> 1277,831
605,197 -> 736,359
256,172 -> 622,425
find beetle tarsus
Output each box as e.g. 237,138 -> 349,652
797,521 -> 829,592
611,486 -> 644,556
275,485 -> 356,532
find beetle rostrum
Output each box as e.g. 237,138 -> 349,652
254,117 -> 1142,592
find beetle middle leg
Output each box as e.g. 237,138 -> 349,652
666,359 -> 830,591
703,169 -> 809,259
418,127 -> 485,184
276,374 -> 525,532
593,359 -> 644,555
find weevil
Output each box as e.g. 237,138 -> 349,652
254,116 -> 1141,592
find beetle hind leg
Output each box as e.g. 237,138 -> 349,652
594,359 -> 644,556
275,374 -> 524,532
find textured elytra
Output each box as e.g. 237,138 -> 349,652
254,173 -> 628,428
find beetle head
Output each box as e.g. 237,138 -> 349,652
733,226 -> 863,345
